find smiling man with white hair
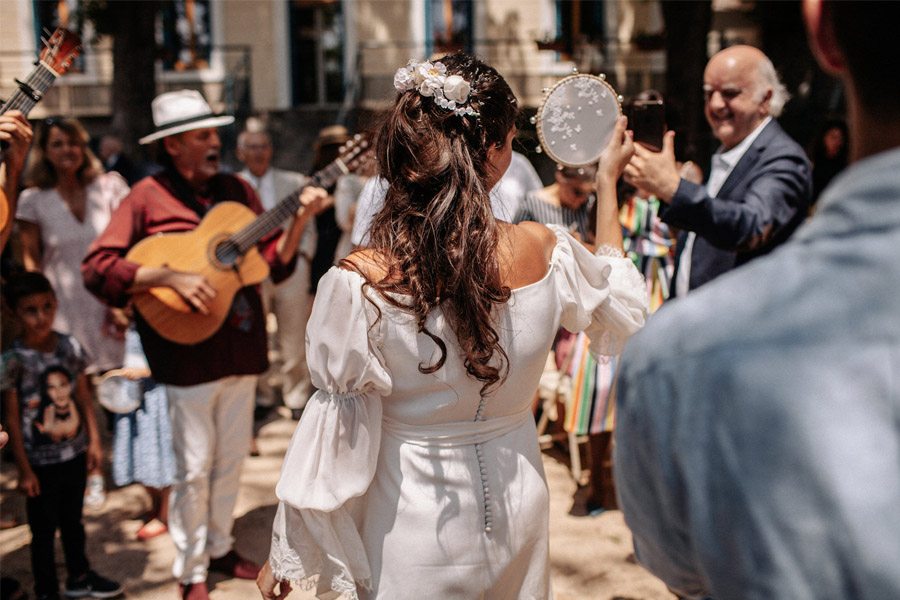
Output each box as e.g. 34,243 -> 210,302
625,45 -> 812,295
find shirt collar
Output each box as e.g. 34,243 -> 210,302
241,168 -> 272,187
714,116 -> 773,169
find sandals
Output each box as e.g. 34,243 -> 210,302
136,518 -> 168,541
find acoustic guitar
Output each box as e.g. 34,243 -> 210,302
126,136 -> 372,345
0,28 -> 82,231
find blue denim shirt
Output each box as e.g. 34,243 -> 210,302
615,147 -> 900,600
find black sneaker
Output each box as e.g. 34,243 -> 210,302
64,571 -> 123,598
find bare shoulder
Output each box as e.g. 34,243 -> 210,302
340,248 -> 390,283
512,220 -> 557,250
498,221 -> 559,289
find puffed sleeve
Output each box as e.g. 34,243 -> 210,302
99,171 -> 130,210
14,187 -> 40,223
550,225 -> 648,356
269,267 -> 392,598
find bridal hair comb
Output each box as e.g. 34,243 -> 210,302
393,59 -> 480,118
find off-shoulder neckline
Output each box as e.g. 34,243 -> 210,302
336,225 -> 570,296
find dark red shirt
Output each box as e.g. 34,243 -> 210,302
82,170 -> 296,386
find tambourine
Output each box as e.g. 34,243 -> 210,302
96,368 -> 145,414
533,72 -> 623,168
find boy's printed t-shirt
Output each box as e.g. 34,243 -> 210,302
0,332 -> 89,466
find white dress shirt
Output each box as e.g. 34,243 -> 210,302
243,169 -> 277,211
675,116 -> 773,297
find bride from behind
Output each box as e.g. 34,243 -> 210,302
258,52 -> 648,600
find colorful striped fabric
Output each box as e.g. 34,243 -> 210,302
562,193 -> 675,435
563,332 -> 618,435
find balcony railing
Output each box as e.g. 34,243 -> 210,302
0,45 -> 251,119
354,38 -> 665,110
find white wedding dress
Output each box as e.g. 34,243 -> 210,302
269,226 -> 648,599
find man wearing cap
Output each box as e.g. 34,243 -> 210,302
236,126 -> 320,421
82,90 -> 327,600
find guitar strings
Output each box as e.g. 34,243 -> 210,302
2,65 -> 54,115
228,160 -> 349,253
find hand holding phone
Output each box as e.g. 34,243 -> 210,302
627,100 -> 666,151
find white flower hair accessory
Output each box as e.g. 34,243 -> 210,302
393,59 -> 480,118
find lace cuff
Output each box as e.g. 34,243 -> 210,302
587,258 -> 649,357
595,244 -> 625,258
269,502 -> 371,600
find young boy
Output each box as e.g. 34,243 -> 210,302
1,272 -> 123,600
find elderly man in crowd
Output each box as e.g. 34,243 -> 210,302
236,126 -> 322,421
615,0 -> 900,598
625,44 -> 812,295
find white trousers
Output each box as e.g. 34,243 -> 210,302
166,375 -> 256,584
258,259 -> 313,410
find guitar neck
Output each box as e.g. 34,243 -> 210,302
230,158 -> 351,254
0,62 -> 58,117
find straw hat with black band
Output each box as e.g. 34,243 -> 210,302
139,89 -> 234,145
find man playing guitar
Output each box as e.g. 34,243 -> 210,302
82,89 -> 327,600
0,111 -> 34,250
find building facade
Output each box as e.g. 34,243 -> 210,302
0,0 -> 673,120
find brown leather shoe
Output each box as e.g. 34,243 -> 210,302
208,550 -> 261,580
179,582 -> 209,600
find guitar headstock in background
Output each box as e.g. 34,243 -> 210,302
311,133 -> 376,190
337,133 -> 376,175
0,28 -> 82,231
38,27 -> 82,77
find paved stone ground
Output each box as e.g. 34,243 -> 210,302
0,408 -> 674,599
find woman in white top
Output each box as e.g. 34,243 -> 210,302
17,118 -> 129,374
258,53 -> 648,600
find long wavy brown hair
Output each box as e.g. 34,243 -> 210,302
25,118 -> 103,189
346,53 -> 518,396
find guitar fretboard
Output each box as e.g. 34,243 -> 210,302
230,157 -> 352,254
1,62 -> 57,116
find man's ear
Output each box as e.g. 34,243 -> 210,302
804,0 -> 845,75
162,135 -> 181,158
759,88 -> 773,115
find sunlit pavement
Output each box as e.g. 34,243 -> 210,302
0,408 -> 673,599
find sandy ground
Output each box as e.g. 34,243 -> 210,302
0,408 -> 674,599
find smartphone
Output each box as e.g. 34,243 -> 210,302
627,100 -> 666,151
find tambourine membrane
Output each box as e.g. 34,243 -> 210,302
536,74 -> 621,168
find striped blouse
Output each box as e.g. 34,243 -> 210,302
514,189 -> 596,240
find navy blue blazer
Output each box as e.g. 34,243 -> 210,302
664,119 -> 812,292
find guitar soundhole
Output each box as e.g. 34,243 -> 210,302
214,239 -> 241,267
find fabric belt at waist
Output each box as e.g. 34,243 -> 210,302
382,410 -> 531,448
